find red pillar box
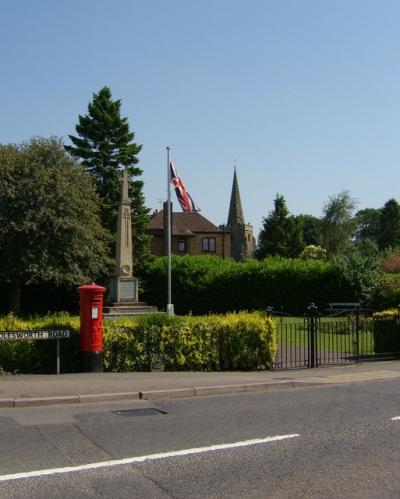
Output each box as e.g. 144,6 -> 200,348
77,283 -> 107,373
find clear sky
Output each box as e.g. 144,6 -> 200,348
1,0 -> 400,236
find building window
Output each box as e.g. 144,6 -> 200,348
178,239 -> 186,253
202,237 -> 216,252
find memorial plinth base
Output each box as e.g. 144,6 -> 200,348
103,302 -> 158,317
109,276 -> 138,303
106,276 -> 157,317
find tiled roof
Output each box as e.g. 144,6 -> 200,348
148,210 -> 225,235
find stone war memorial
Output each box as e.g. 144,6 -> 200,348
104,168 -> 157,316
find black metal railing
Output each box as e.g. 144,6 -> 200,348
273,303 -> 377,369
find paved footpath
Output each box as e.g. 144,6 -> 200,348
1,360 -> 400,407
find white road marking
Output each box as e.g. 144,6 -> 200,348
391,416 -> 400,420
0,434 -> 300,482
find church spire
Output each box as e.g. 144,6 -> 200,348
227,167 -> 245,227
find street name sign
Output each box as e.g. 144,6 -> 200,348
0,330 -> 71,341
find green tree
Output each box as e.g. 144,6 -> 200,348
378,198 -> 400,250
349,239 -> 379,258
331,253 -> 383,303
299,245 -> 327,260
0,137 -> 113,313
320,191 -> 357,257
256,194 -> 304,259
65,86 -> 151,264
354,208 -> 382,242
295,214 -> 321,246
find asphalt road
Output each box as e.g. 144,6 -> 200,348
0,379 -> 400,498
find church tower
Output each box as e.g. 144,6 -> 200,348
226,169 -> 255,261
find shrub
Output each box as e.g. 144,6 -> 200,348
103,312 -> 276,372
372,309 -> 399,319
0,312 -> 276,373
369,280 -> 400,311
330,253 -> 383,304
215,312 -> 277,370
102,313 -> 182,371
380,250 -> 400,273
0,313 -> 80,374
299,245 -> 327,260
138,255 -> 383,315
372,309 -> 400,354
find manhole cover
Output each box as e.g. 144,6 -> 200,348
113,408 -> 167,417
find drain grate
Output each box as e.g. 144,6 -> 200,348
113,408 -> 167,417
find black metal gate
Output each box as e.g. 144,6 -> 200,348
273,303 -> 374,369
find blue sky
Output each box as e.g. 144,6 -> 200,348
1,0 -> 400,236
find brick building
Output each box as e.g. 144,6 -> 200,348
147,170 -> 254,261
148,203 -> 230,258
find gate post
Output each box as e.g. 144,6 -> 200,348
307,303 -> 318,368
355,304 -> 360,362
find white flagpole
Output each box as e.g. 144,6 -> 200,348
166,147 -> 174,315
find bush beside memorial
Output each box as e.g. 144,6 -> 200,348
0,312 -> 276,374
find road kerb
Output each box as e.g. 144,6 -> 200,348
245,381 -> 296,392
0,398 -> 14,408
139,388 -> 195,400
79,392 -> 140,404
194,381 -> 321,397
13,396 -> 80,408
3,372 -> 393,408
194,384 -> 247,397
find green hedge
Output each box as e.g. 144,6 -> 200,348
0,312 -> 276,374
138,255 -> 382,314
0,313 -> 80,374
372,309 -> 400,354
103,312 -> 276,371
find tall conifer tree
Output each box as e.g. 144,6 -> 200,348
65,86 -> 151,264
256,194 -> 304,259
378,199 -> 400,249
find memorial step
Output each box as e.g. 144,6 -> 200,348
103,304 -> 158,316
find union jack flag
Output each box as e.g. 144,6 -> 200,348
169,161 -> 200,213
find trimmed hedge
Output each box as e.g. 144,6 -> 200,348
0,313 -> 80,374
372,309 -> 400,354
0,312 -> 276,374
103,312 -> 276,371
138,255 -> 382,314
